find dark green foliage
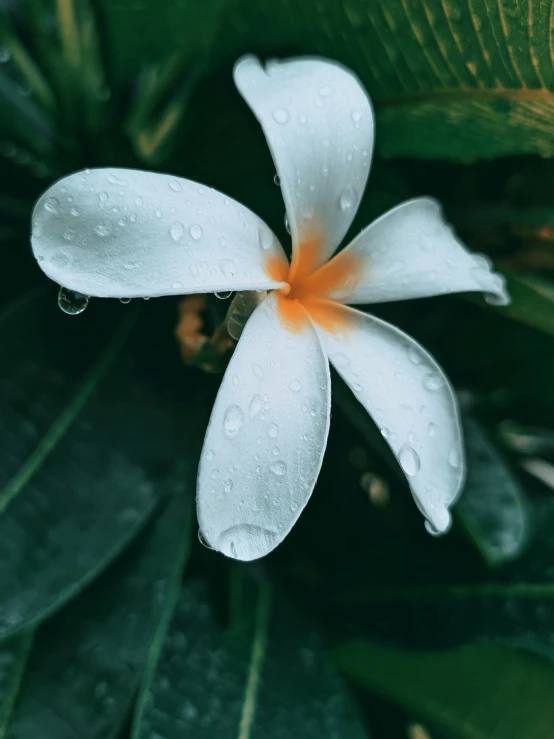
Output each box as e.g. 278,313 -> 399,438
2,1 -> 554,737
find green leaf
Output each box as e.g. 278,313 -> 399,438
180,0 -> 554,162
0,291 -> 198,640
132,572 -> 370,738
333,641 -> 554,739
0,633 -> 34,737
5,480 -> 194,739
457,417 -> 528,565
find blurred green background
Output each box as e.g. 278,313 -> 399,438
2,1 -> 554,737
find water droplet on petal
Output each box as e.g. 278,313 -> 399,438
268,423 -> 279,438
172,281 -> 182,289
251,363 -> 264,379
273,174 -> 281,186
58,287 -> 89,315
189,224 -> 203,240
351,110 -> 361,122
223,405 -> 244,437
423,372 -> 444,391
44,197 -> 59,213
448,444 -> 462,469
338,186 -> 358,213
94,221 -> 112,237
223,479 -> 233,493
270,460 -> 287,476
427,422 -> 437,437
218,259 -> 237,279
249,394 -> 263,418
398,445 -> 421,476
272,108 -> 290,124
106,173 -> 128,186
169,179 -> 182,192
170,222 -> 184,241
289,379 -> 302,392
215,291 -> 232,299
284,213 -> 291,234
258,227 -> 274,250
119,297 -> 131,304
408,347 -> 421,364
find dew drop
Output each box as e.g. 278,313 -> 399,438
169,179 -> 182,192
172,281 -> 183,289
223,479 -> 233,493
270,460 -> 287,476
272,108 -> 290,124
58,287 -> 89,315
94,221 -> 112,237
338,186 -> 358,212
427,422 -> 437,437
189,224 -> 203,240
381,427 -> 390,439
448,445 -> 462,469
63,229 -> 76,241
273,174 -> 281,186
119,297 -> 131,304
408,347 -> 421,364
252,363 -> 264,379
289,379 -> 302,392
268,423 -> 279,438
218,259 -> 237,279
423,372 -> 444,391
351,110 -> 361,122
44,197 -> 59,213
319,85 -> 333,96
258,227 -> 274,251
284,213 -> 291,234
398,444 -> 421,476
170,222 -> 184,241
205,449 -> 215,461
215,291 -> 232,299
106,173 -> 128,186
223,405 -> 244,437
249,394 -> 263,418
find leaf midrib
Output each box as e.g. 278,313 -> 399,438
377,86 -> 554,107
0,306 -> 139,515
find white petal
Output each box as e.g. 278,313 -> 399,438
32,168 -> 288,297
234,55 -> 374,275
197,292 -> 330,561
325,198 -> 509,306
315,303 -> 464,534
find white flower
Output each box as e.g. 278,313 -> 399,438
31,55 -> 509,561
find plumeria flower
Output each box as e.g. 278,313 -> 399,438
31,55 -> 509,561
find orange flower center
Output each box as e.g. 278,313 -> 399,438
265,228 -> 364,334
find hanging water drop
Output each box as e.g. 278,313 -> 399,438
273,174 -> 281,186
284,213 -> 291,234
119,297 -> 131,304
215,291 -> 232,299
58,287 -> 89,315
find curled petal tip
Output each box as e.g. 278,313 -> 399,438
217,524 -> 280,561
424,508 -> 452,537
